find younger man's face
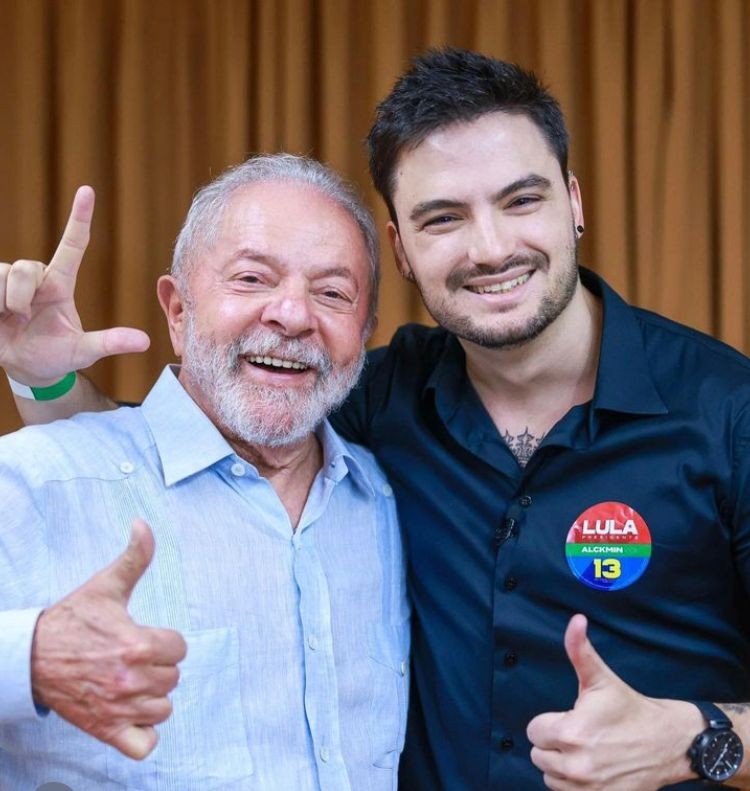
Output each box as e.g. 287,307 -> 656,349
388,111 -> 584,351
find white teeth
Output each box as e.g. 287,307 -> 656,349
247,355 -> 309,371
471,272 -> 531,294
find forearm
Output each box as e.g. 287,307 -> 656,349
718,703 -> 750,787
656,699 -> 750,788
13,373 -> 117,426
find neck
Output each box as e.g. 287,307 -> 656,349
230,431 -> 323,530
229,432 -> 322,482
462,281 -> 603,437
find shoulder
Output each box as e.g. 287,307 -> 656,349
362,323 -> 452,395
368,322 -> 451,366
634,307 -> 750,385
0,405 -> 151,486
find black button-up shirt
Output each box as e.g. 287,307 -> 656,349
332,268 -> 750,790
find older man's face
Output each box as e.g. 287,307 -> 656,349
168,181 -> 371,448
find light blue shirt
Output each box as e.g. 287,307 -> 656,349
0,366 -> 409,791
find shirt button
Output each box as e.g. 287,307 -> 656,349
504,650 -> 518,667
119,461 -> 134,474
504,576 -> 518,591
400,660 -> 408,676
519,495 -> 532,507
231,462 -> 245,477
382,483 -> 393,497
501,736 -> 514,751
320,746 -> 330,762
308,635 -> 318,651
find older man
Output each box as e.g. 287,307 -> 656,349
0,155 -> 408,790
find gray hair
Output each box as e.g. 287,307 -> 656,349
172,154 -> 380,334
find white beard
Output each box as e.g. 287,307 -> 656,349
182,316 -> 365,448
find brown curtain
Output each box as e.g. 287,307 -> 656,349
1,0 -> 749,435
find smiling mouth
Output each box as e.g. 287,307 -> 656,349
244,355 -> 310,372
465,271 -> 532,295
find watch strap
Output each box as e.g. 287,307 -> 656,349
690,700 -> 733,730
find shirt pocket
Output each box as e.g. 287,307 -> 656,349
106,626 -> 255,790
367,619 -> 410,770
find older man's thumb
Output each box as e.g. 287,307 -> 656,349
564,613 -> 613,697
91,518 -> 155,605
73,327 -> 151,370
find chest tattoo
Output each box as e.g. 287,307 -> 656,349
502,427 -> 546,467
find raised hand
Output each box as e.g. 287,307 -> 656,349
0,186 -> 150,386
526,614 -> 700,790
30,519 -> 187,759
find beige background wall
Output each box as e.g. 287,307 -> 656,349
1,0 -> 749,434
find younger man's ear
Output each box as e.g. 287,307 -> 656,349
387,222 -> 415,282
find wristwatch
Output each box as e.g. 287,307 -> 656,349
687,701 -> 743,783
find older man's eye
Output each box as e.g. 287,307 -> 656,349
321,289 -> 348,301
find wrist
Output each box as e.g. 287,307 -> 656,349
6,371 -> 77,400
651,698 -> 706,786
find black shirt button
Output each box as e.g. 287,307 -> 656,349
519,495 -> 532,507
504,576 -> 518,591
504,650 -> 518,667
500,736 -> 514,751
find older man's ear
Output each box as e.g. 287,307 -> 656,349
157,276 -> 187,357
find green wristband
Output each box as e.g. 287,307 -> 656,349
6,371 -> 77,401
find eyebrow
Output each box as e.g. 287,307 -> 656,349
231,247 -> 277,265
408,173 -> 554,223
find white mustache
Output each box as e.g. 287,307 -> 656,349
227,329 -> 333,375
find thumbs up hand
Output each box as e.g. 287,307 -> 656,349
30,519 -> 187,759
526,614 -> 702,790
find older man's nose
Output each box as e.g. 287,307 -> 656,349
260,288 -> 316,337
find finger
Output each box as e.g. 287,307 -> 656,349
70,327 -> 151,370
131,694 -> 173,725
564,613 -> 613,695
92,518 -> 155,604
142,664 -> 181,696
48,185 -> 95,281
527,710 -> 568,750
0,262 -> 9,313
145,625 -> 188,665
542,774 -> 569,791
4,260 -> 46,318
110,723 -> 158,760
114,664 -> 181,698
530,745 -> 567,777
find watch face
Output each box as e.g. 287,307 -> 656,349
700,730 -> 744,782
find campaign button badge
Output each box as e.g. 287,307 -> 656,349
565,501 -> 652,591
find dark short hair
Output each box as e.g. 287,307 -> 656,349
367,47 -> 570,223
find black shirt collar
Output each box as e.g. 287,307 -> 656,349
423,267 -> 667,434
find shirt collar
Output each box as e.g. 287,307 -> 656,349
422,267 -> 668,426
581,267 -> 667,420
317,418 -> 375,498
142,366 -> 237,486
142,365 -> 373,493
